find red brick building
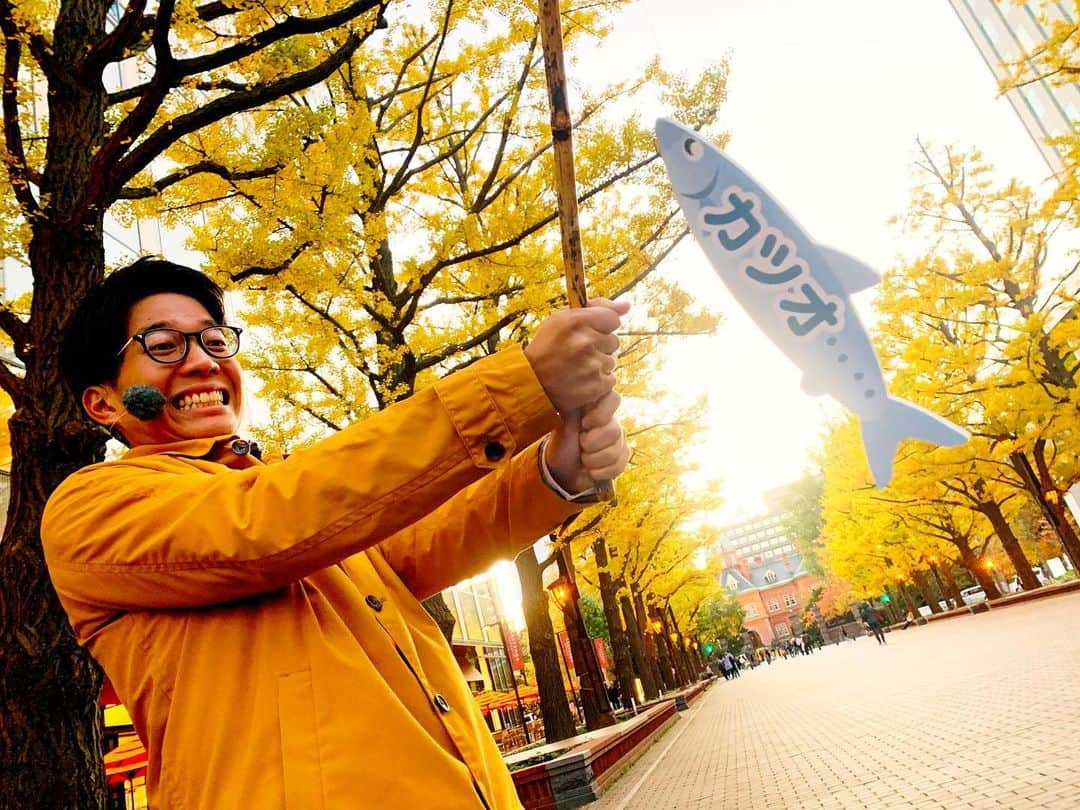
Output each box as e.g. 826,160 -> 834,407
714,487 -> 821,646
719,551 -> 817,646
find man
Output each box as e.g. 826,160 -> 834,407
859,601 -> 888,645
41,258 -> 630,809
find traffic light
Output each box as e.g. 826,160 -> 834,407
703,643 -> 714,655
879,593 -> 891,604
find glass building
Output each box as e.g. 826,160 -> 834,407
947,0 -> 1080,173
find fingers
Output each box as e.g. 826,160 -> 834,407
580,420 -> 629,481
524,299 -> 627,415
581,390 -> 620,431
587,297 -> 632,319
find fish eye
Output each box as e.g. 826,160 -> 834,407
682,138 -> 704,161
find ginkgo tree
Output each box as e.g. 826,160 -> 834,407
130,0 -> 727,673
881,140 -> 1080,568
570,404 -> 721,701
0,0 -> 392,803
817,130 -> 1080,604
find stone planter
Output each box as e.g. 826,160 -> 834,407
506,686 -> 703,809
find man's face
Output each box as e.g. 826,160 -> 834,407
87,293 -> 244,446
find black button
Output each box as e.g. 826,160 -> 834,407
434,694 -> 451,713
365,595 -> 383,612
483,441 -> 506,461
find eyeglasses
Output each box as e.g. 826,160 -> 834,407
117,325 -> 243,365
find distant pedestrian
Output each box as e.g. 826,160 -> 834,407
725,652 -> 741,679
720,653 -> 734,680
859,602 -> 887,645
607,681 -> 622,709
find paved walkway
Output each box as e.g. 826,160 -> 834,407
591,591 -> 1080,809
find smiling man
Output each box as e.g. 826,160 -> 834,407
41,257 -> 629,809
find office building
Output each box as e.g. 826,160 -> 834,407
948,0 -> 1080,173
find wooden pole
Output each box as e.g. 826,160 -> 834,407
537,0 -> 615,502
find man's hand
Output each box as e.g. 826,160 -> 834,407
524,298 -> 629,415
543,389 -> 629,495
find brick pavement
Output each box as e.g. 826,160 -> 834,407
589,591 -> 1080,809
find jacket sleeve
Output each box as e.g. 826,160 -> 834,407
377,440 -> 585,600
42,347 -> 560,612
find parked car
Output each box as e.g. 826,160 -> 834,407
1009,568 -> 1049,591
960,585 -> 986,606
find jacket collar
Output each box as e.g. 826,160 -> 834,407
123,434 -> 262,467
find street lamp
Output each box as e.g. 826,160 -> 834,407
546,574 -> 614,728
548,577 -> 579,610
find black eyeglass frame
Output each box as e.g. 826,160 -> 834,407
116,325 -> 244,365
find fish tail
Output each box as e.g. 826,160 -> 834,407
860,397 -> 968,487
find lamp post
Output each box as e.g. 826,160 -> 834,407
547,574 -> 615,730
649,612 -> 677,689
927,556 -> 947,607
493,620 -> 531,744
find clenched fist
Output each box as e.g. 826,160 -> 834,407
524,299 -> 629,414
543,390 -> 630,494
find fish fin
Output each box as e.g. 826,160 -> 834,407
860,397 -> 968,487
816,243 -> 880,295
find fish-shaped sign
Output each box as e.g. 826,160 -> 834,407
655,117 -> 967,486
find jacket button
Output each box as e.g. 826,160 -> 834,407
365,595 -> 383,612
434,694 -> 451,713
483,440 -> 506,462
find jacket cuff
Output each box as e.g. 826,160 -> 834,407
434,346 -> 561,470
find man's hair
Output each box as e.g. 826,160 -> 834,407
60,257 -> 226,396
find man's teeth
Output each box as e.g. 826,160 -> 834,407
176,391 -> 225,411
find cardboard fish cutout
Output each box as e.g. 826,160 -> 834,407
655,117 -> 967,486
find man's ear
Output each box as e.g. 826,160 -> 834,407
82,385 -> 121,427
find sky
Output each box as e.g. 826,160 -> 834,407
492,0 -> 1059,624
588,0 -> 1054,520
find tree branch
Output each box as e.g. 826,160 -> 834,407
0,356 -> 23,405
110,32 -> 362,199
174,0 -> 383,79
228,241 -> 313,282
81,0 -> 150,78
413,310 -> 522,372
83,0 -> 179,217
0,306 -> 30,350
0,13 -> 37,215
119,160 -> 284,199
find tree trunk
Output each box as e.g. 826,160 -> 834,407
1031,441 -> 1080,571
880,588 -> 901,623
1011,448 -> 1080,570
556,551 -> 614,730
926,564 -> 950,610
938,561 -> 966,608
618,591 -> 658,701
422,594 -> 457,644
1,0 -> 115,788
954,543 -> 1002,600
896,581 -> 919,621
667,606 -> 696,680
515,547 -> 575,742
652,605 -> 686,687
634,590 -> 671,691
979,498 -> 1040,591
592,538 -> 635,712
912,569 -> 941,614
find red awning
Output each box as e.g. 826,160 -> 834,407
472,685 -> 540,714
103,735 -> 147,785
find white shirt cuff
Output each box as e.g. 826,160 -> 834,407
537,436 -> 598,503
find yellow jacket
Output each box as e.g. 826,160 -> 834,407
42,348 -> 583,809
